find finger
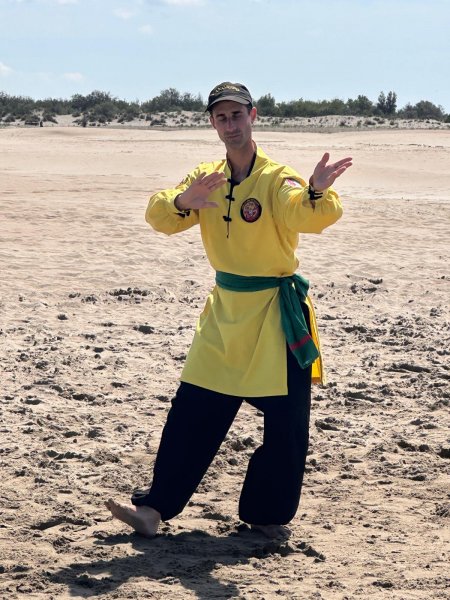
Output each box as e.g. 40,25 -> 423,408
205,176 -> 227,191
333,165 -> 351,179
204,172 -> 227,185
211,177 -> 227,189
204,177 -> 224,189
319,152 -> 330,166
195,172 -> 206,182
332,157 -> 353,169
204,170 -> 225,179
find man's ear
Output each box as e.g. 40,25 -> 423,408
250,106 -> 257,124
209,114 -> 216,130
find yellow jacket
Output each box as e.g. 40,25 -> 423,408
146,146 -> 343,396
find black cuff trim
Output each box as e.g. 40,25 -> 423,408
308,185 -> 324,200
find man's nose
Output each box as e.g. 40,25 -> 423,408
225,118 -> 235,131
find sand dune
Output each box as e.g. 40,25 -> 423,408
0,127 -> 449,599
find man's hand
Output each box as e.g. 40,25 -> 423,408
311,153 -> 352,192
175,172 -> 227,211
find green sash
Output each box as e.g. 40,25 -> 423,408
215,271 -> 320,369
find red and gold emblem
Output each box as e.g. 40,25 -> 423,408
240,198 -> 262,223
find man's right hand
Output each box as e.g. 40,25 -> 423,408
175,172 -> 227,211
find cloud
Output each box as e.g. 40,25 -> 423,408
113,7 -> 136,19
138,0 -> 205,6
163,0 -> 204,5
8,0 -> 78,4
0,61 -> 13,76
139,24 -> 153,34
63,72 -> 84,81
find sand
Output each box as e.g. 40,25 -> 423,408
0,126 -> 449,599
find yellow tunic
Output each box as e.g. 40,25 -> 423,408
146,146 -> 343,397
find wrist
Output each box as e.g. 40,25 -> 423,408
308,177 -> 325,200
309,176 -> 326,194
174,193 -> 190,213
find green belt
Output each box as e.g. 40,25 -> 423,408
215,271 -> 319,370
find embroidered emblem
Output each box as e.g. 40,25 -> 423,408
240,198 -> 262,223
214,83 -> 240,93
285,178 -> 302,188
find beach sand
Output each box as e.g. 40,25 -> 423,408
0,127 -> 449,599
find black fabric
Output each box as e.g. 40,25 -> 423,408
132,304 -> 312,525
239,348 -> 311,525
132,383 -> 241,521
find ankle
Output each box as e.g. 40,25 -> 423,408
138,505 -> 161,521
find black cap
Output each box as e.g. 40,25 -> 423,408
206,82 -> 253,112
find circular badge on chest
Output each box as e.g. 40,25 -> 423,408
240,198 -> 262,223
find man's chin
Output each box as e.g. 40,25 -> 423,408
225,137 -> 243,149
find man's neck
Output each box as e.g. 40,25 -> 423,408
227,141 -> 256,183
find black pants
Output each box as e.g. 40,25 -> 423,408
131,346 -> 312,525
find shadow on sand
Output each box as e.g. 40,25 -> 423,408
49,526 -> 317,599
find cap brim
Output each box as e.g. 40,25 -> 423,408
206,95 -> 252,111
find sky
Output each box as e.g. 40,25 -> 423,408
1,0 -> 449,112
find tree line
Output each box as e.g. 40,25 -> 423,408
0,88 -> 448,124
255,91 -> 448,121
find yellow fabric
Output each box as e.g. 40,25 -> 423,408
145,146 -> 342,396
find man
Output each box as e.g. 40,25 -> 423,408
106,82 -> 352,538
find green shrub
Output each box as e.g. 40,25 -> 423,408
43,112 -> 58,123
24,114 -> 40,125
0,89 -> 446,124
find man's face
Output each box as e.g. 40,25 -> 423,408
209,101 -> 257,151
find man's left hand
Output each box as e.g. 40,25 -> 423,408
311,153 -> 352,192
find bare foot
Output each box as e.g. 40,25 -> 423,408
250,524 -> 291,540
105,499 -> 161,538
